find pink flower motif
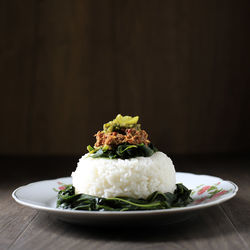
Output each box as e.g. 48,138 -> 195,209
57,181 -> 63,185
59,186 -> 66,190
215,182 -> 221,186
211,190 -> 227,200
194,197 -> 207,204
198,186 -> 211,195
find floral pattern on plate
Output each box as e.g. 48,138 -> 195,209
191,181 -> 233,205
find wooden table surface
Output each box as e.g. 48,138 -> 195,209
0,155 -> 249,250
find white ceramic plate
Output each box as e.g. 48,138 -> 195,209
12,172 -> 238,226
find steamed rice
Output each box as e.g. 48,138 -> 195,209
71,151 -> 176,199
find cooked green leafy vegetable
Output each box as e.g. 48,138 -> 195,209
87,143 -> 158,159
56,184 -> 193,211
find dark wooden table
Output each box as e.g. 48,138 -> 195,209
1,155 -> 249,250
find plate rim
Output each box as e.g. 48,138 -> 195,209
12,172 -> 238,215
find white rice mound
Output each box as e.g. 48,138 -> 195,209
71,151 -> 176,199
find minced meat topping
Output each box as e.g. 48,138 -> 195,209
95,128 -> 150,147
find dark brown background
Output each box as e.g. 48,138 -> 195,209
1,0 -> 250,156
